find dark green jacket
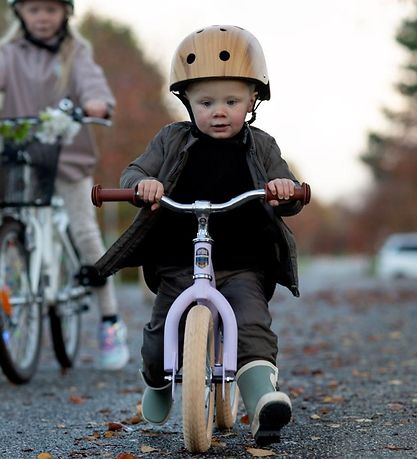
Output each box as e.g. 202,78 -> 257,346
95,121 -> 303,296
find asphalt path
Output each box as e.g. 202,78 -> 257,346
1,257 -> 416,458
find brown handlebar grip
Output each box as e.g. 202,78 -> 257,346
264,182 -> 311,205
91,184 -> 137,207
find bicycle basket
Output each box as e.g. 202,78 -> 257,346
0,139 -> 61,207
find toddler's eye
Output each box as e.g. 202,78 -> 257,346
227,100 -> 237,106
201,101 -> 211,107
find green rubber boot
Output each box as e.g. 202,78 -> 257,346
140,372 -> 173,425
236,360 -> 292,446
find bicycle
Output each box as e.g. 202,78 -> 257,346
0,99 -> 111,384
91,181 -> 311,453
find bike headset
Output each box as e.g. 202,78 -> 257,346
169,25 -> 270,125
8,0 -> 74,53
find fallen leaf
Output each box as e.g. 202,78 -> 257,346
108,422 -> 124,431
385,444 -> 413,451
136,401 -> 142,417
69,395 -> 84,405
387,402 -> 405,411
240,414 -> 250,424
140,445 -> 159,453
115,454 -> 139,459
246,447 -> 276,457
319,407 -> 333,415
289,386 -> 305,397
123,415 -> 142,425
104,431 -> 114,438
328,380 -> 340,389
310,414 -> 321,420
37,454 -> 52,459
107,422 -> 133,433
211,440 -> 226,447
85,431 -> 101,441
322,395 -> 344,404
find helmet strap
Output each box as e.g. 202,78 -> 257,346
174,92 -> 197,125
247,98 -> 262,125
22,20 -> 68,53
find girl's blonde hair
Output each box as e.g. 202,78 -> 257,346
0,17 -> 92,96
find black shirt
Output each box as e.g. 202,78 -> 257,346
150,131 -> 274,270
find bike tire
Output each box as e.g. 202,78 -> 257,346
48,228 -> 82,368
215,374 -> 239,430
182,305 -> 215,453
0,220 -> 42,384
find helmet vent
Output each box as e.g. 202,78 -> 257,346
219,50 -> 230,61
186,53 -> 196,64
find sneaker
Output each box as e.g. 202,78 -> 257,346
98,320 -> 130,370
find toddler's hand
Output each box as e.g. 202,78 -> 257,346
83,99 -> 109,118
267,178 -> 295,207
137,179 -> 164,211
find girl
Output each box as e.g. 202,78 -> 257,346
0,0 -> 129,370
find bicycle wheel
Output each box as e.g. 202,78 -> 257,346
215,365 -> 239,429
0,220 -> 42,384
182,305 -> 215,453
48,228 -> 82,368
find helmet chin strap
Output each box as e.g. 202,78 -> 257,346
247,98 -> 262,125
173,92 -> 197,125
17,13 -> 69,53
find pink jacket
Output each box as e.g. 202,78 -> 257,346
0,36 -> 115,181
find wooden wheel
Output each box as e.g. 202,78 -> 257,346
215,380 -> 239,430
182,305 -> 215,453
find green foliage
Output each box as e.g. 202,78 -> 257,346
396,18 -> 417,51
0,120 -> 31,144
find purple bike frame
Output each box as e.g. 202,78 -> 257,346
163,203 -> 238,387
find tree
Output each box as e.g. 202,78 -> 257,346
79,14 -> 174,187
78,14 -> 175,281
356,5 -> 417,250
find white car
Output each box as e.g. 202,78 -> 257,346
375,232 -> 417,280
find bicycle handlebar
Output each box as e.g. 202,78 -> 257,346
91,182 -> 311,210
57,98 -> 112,127
0,98 -> 112,128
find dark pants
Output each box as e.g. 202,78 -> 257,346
141,266 -> 278,387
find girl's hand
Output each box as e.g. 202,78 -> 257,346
137,179 -> 164,211
267,178 -> 295,207
83,99 -> 109,118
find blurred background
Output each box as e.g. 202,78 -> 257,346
1,0 -> 416,281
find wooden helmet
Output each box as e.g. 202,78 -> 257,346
170,25 -> 270,100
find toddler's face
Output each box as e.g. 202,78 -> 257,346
18,1 -> 67,41
185,80 -> 257,139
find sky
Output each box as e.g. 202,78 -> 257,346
76,0 -> 414,205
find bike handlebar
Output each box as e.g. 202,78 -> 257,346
58,98 -> 112,127
91,182 -> 311,210
0,98 -> 112,128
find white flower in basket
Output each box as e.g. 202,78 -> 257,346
36,108 -> 81,145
